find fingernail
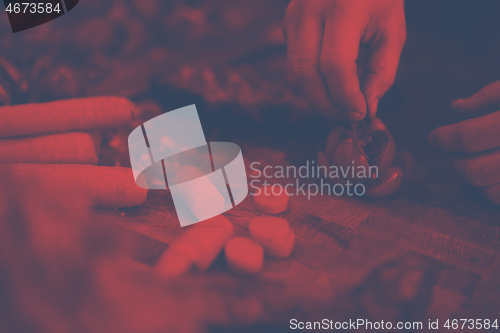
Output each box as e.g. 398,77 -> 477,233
346,111 -> 364,121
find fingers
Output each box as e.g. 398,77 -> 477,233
288,1 -> 340,116
452,81 -> 500,114
319,15 -> 367,121
361,27 -> 406,119
429,110 -> 500,153
439,80 -> 500,204
452,149 -> 500,187
482,183 -> 500,205
431,104 -> 500,205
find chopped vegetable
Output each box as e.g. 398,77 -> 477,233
225,237 -> 264,274
155,216 -> 234,277
249,217 -> 295,259
253,185 -> 289,214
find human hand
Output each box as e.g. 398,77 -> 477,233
282,0 -> 406,121
429,81 -> 500,204
0,96 -> 140,165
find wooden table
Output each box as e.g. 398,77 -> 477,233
97,145 -> 500,329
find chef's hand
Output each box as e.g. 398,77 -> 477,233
429,81 -> 500,204
282,0 -> 406,121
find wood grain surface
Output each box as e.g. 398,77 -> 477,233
96,167 -> 500,323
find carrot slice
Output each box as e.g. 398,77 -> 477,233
249,217 -> 295,259
155,216 -> 234,278
225,237 -> 264,274
253,185 -> 289,214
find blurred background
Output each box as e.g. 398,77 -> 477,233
1,0 -> 500,153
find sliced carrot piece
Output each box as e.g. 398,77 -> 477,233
154,216 -> 234,278
249,217 -> 295,259
253,185 -> 289,214
225,237 -> 264,274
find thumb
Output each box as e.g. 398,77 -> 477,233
361,35 -> 404,119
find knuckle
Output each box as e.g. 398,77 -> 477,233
462,161 -> 485,186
